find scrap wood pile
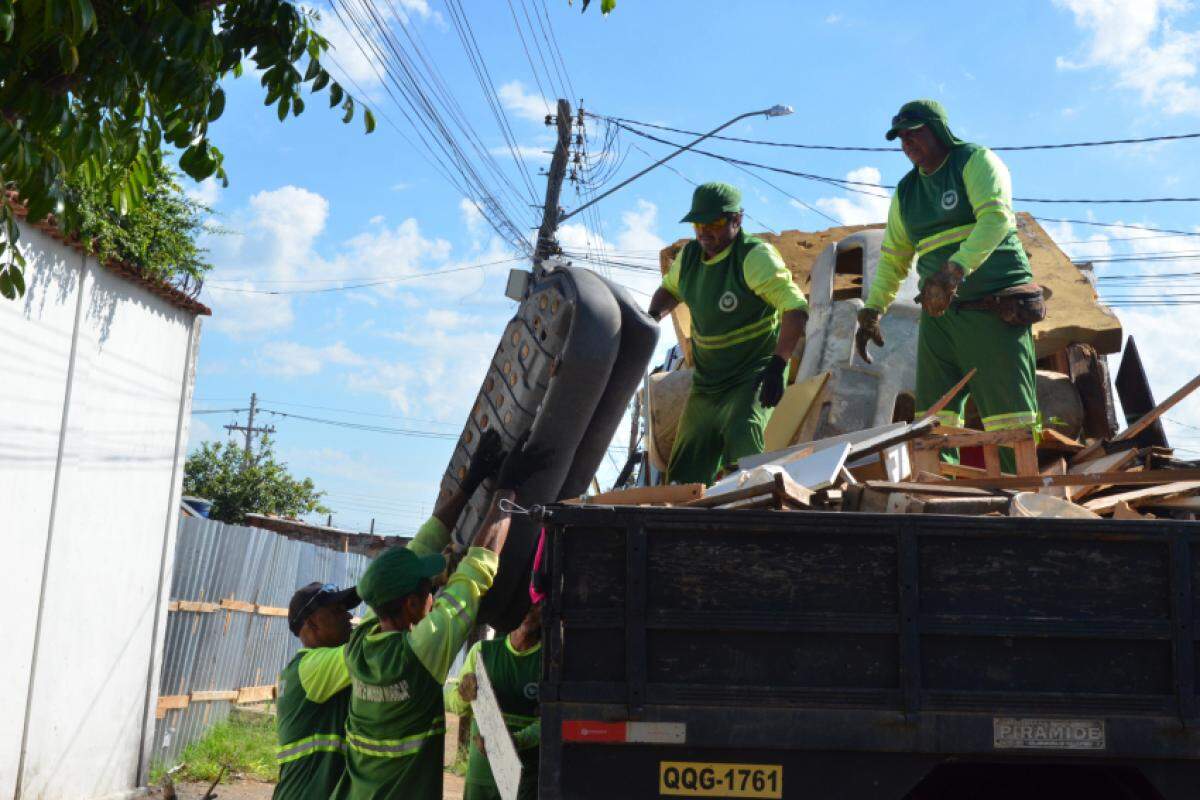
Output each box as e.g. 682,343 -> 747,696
575,368 -> 1200,521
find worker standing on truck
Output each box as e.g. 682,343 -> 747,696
273,581 -> 360,800
445,602 -> 543,800
647,182 -> 810,485
856,100 -> 1043,471
333,434 -> 548,800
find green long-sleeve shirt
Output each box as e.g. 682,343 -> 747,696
867,146 -> 1029,312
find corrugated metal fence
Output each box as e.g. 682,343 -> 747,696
150,516 -> 370,770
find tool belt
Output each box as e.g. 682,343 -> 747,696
954,283 -> 1046,327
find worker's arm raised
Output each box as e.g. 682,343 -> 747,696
297,646 -> 351,703
443,641 -> 483,715
864,194 -> 915,314
950,148 -> 1017,274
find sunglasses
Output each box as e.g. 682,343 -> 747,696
295,583 -> 340,625
692,217 -> 729,233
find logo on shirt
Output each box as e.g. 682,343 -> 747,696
524,682 -> 539,700
941,189 -> 959,210
718,291 -> 739,313
353,679 -> 411,703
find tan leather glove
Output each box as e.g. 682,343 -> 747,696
919,262 -> 965,317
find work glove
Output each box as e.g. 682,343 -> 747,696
496,431 -> 554,491
918,262 -> 965,317
855,307 -> 885,364
462,429 -> 505,496
756,355 -> 787,408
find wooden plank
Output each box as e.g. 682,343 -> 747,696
176,600 -> 218,614
566,483 -> 705,507
1038,428 -> 1085,454
1074,370 -> 1200,463
1039,457 -> 1071,500
912,428 -> 1034,451
863,481 -> 1000,497
256,605 -> 289,617
982,445 -> 1003,478
1013,439 -> 1040,477
1068,448 -> 1140,502
939,462 -> 987,478
921,468 -> 1200,492
220,598 -> 256,613
923,368 -> 977,418
472,658 -> 522,800
236,685 -> 277,704
191,690 -> 238,703
167,600 -> 180,612
1111,501 -> 1148,520
1082,481 -> 1200,514
156,695 -> 189,719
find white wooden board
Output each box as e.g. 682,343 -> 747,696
472,658 -> 522,800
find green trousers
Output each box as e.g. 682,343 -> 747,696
917,307 -> 1039,472
667,374 -> 775,485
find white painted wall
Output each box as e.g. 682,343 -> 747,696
0,223 -> 201,799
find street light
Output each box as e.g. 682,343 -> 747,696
558,104 -> 794,223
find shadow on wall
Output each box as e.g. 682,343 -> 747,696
19,232 -> 123,348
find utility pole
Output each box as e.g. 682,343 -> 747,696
533,98 -> 573,265
224,392 -> 276,460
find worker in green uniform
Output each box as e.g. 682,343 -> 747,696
648,182 -> 810,485
273,581 -> 360,800
445,602 -> 543,800
334,434 -> 547,800
856,100 -> 1042,471
276,430 -> 507,799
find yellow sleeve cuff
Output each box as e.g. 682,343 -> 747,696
406,516 -> 450,557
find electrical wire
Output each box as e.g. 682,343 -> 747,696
600,113 -> 1200,153
259,408 -> 458,439
204,256 -> 524,295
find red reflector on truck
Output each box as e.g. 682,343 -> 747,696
563,720 -> 686,744
563,721 -> 627,742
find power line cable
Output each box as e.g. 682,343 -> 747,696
260,408 -> 458,439
204,256 -> 523,295
600,113 -> 1200,153
1033,218 -> 1200,238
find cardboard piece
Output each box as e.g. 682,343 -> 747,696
763,372 -> 831,452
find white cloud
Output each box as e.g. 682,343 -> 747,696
185,177 -> 221,207
558,198 -> 669,300
1055,0 -> 1200,114
813,167 -> 891,224
489,144 -> 552,163
498,80 -> 553,123
460,198 -> 485,239
825,13 -> 842,23
254,340 -> 366,378
186,417 -> 214,452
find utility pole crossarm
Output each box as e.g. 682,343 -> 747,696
224,392 -> 276,460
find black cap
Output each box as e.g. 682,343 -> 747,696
287,582 -> 360,635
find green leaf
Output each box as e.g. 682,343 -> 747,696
209,88 -> 225,121
311,70 -> 329,92
341,97 -> 353,124
292,96 -> 305,117
8,263 -> 24,295
277,96 -> 289,122
363,108 -> 375,134
73,0 -> 96,36
304,56 -> 321,82
0,269 -> 15,300
601,0 -> 616,12
329,82 -> 343,107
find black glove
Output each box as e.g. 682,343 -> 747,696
756,355 -> 787,408
496,431 -> 553,491
463,429 -> 504,495
919,262 -> 965,317
855,307 -> 885,364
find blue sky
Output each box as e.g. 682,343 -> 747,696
187,0 -> 1200,533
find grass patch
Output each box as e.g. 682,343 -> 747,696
448,744 -> 470,777
159,712 -> 278,784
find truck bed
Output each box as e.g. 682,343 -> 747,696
536,505 -> 1200,799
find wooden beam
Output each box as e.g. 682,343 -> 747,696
191,690 -> 239,703
1074,371 -> 1200,463
220,598 -> 256,613
156,695 -> 189,719
566,483 -> 705,506
1082,481 -> 1200,514
923,368 -> 977,419
175,600 -> 218,614
256,605 -> 289,617
910,468 -> 1200,491
236,685 -> 277,704
912,428 -> 1033,451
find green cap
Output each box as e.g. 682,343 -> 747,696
357,546 -> 446,609
885,99 -> 964,147
680,182 -> 742,224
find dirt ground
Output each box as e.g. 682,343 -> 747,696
168,715 -> 467,800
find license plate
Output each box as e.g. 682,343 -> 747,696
659,761 -> 783,798
993,717 -> 1106,750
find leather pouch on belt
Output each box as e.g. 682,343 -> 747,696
994,283 -> 1046,327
